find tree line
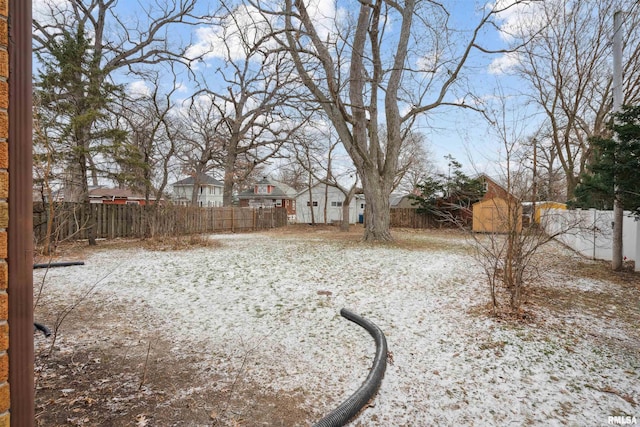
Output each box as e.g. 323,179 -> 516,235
33,0 -> 640,246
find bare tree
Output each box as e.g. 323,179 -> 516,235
188,2 -> 307,206
526,131 -> 566,202
471,92 -> 583,315
114,71 -> 182,236
501,0 -> 640,199
391,130 -> 435,195
33,0 -> 200,244
33,95 -> 69,255
289,125 -> 359,230
249,0 -> 530,241
174,96 -> 227,206
272,162 -> 309,193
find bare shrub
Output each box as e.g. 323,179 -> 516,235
140,233 -> 222,251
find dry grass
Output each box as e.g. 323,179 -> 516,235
265,223 -> 364,240
567,260 -> 640,287
137,233 -> 223,251
533,257 -> 640,326
33,233 -> 223,264
465,237 -> 640,329
389,228 -> 472,252
266,224 -> 471,253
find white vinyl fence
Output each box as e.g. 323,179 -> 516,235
540,208 -> 640,272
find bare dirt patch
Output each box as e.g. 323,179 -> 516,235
35,294 -> 313,426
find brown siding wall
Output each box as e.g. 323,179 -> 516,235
0,0 -> 8,422
483,180 -> 510,201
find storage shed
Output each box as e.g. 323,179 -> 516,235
472,197 -> 522,233
471,174 -> 523,233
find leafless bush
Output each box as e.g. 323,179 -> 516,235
140,233 -> 222,251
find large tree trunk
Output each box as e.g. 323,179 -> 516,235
79,148 -> 97,246
64,160 -> 85,203
340,199 -> 350,232
223,150 -> 237,207
361,172 -> 392,241
565,174 -> 578,201
190,181 -> 199,206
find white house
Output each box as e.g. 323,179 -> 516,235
295,183 -> 365,224
172,173 -> 224,207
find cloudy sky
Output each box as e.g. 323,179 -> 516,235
31,0 -> 588,177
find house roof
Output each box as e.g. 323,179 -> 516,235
295,182 -> 345,198
477,173 -> 506,189
476,173 -> 519,201
88,187 -> 153,200
237,177 -> 297,199
172,173 -> 223,187
389,193 -> 407,207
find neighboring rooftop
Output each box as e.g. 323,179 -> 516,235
238,177 -> 297,199
173,173 -> 223,187
89,187 -> 155,200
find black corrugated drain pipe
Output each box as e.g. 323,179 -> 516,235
33,261 -> 85,269
313,308 -> 388,427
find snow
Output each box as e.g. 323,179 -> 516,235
35,231 -> 640,425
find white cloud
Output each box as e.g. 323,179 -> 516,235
33,0 -> 71,22
127,80 -> 152,98
485,0 -> 558,75
489,0 -> 549,42
173,82 -> 188,93
187,1 -> 342,65
186,4 -> 276,64
416,50 -> 442,74
488,51 -> 521,75
302,0 -> 341,41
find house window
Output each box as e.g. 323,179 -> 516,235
360,203 -> 364,209
483,181 -> 489,193
276,200 -> 282,207
307,201 -> 318,207
331,201 -> 343,207
256,184 -> 269,194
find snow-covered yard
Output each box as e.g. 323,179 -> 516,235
34,228 -> 639,426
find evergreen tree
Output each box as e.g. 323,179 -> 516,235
35,24 -> 125,199
33,0 -> 198,245
35,24 -> 126,245
409,157 -> 484,223
409,175 -> 443,215
574,106 -> 640,217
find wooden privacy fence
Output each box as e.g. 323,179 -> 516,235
389,208 -> 456,229
33,202 -> 288,243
